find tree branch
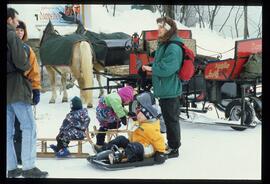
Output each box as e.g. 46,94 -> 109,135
219,6 -> 234,32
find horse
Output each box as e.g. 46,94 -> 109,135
74,23 -> 104,97
39,21 -> 94,108
74,22 -> 132,97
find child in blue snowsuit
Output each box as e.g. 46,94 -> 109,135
50,96 -> 90,157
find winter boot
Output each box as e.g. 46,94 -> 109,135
95,150 -> 113,161
86,154 -> 96,162
108,153 -> 115,164
108,151 -> 123,164
154,152 -> 167,164
21,167 -> 48,178
49,144 -> 58,153
56,148 -> 70,157
94,144 -> 104,153
166,148 -> 179,158
7,168 -> 22,178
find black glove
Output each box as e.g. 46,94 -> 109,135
127,112 -> 137,121
138,66 -> 146,78
32,89 -> 40,105
120,116 -> 127,126
149,50 -> 156,57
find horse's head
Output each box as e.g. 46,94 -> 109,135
40,20 -> 58,47
75,21 -> 87,35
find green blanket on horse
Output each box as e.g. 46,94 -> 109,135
40,33 -> 89,66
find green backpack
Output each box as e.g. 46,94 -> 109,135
240,52 -> 262,79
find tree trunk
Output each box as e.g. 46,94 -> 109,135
219,6 -> 234,32
244,6 -> 249,39
195,6 -> 206,28
180,5 -> 187,23
155,5 -> 164,16
201,7 -> 205,28
257,10 -> 262,38
234,6 -> 240,38
113,4 -> 116,16
209,5 -> 219,30
164,5 -> 175,19
103,4 -> 109,13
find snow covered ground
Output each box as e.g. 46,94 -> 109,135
32,76 -> 261,180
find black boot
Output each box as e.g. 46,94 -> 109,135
96,127 -> 107,146
95,150 -> 114,161
166,148 -> 179,158
94,143 -> 108,153
22,167 -> 48,178
108,151 -> 124,164
7,168 -> 22,178
154,152 -> 167,164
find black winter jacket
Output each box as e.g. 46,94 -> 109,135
7,24 -> 32,105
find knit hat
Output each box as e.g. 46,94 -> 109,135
136,92 -> 159,119
70,96 -> 83,111
117,86 -> 134,104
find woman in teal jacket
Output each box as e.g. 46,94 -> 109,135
142,16 -> 182,158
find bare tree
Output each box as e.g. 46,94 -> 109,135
113,4 -> 116,16
103,4 -> 109,13
155,5 -> 164,16
179,5 -> 188,23
154,5 -> 175,18
207,5 -> 220,30
194,6 -> 206,28
178,5 -> 196,27
257,10 -> 262,38
244,6 -> 249,39
163,5 -> 175,19
234,6 -> 244,38
219,6 -> 234,32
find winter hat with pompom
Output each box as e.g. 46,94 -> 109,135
117,86 -> 134,104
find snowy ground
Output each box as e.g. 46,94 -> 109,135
32,76 -> 261,180
8,5 -> 261,179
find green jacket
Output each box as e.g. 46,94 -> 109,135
7,24 -> 32,105
104,93 -> 128,118
151,34 -> 183,98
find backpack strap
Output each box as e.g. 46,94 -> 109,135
164,41 -> 185,67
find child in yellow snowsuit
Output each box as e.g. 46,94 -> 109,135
92,92 -> 167,164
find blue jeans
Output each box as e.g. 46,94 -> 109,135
7,102 -> 37,171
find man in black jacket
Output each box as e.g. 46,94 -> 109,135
7,7 -> 48,178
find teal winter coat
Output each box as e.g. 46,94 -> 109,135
151,34 -> 183,99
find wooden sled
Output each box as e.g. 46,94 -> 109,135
37,138 -> 90,158
37,127 -> 132,158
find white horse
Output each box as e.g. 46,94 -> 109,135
39,21 -> 94,108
